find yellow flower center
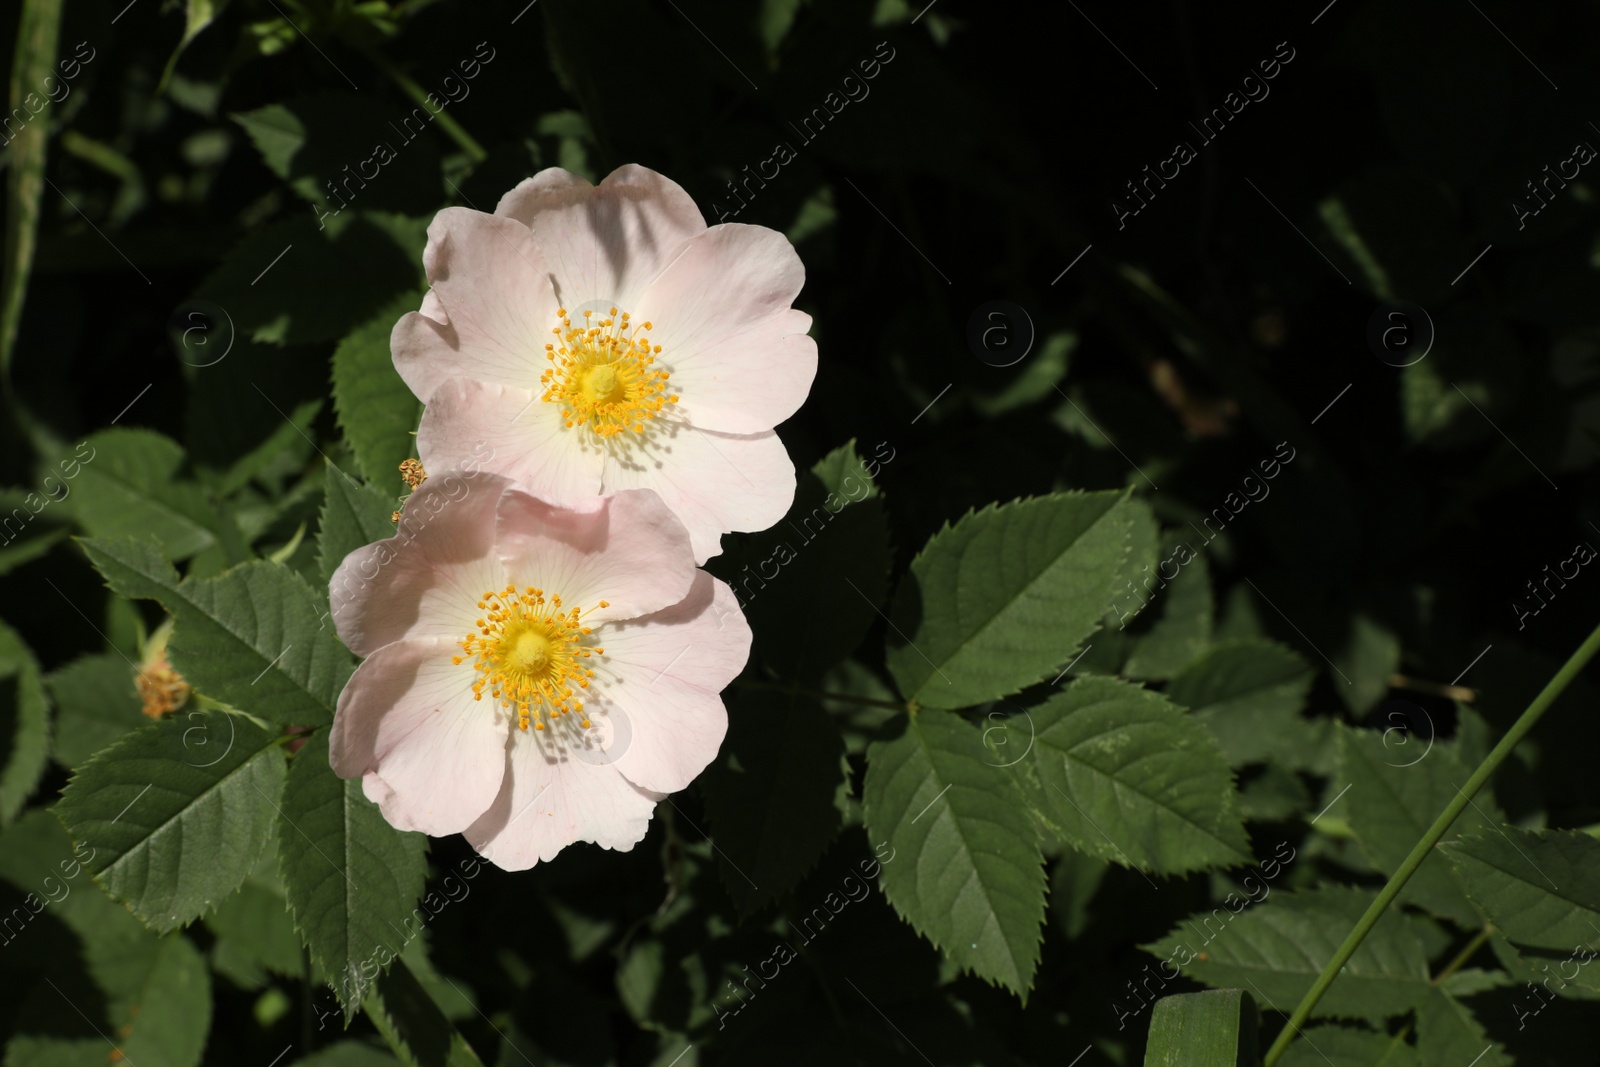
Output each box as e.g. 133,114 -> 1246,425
540,307 -> 678,436
453,584 -> 608,732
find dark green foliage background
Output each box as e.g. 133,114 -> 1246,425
2,0 -> 1600,1064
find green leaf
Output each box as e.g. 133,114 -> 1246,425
55,710 -> 286,932
0,810 -> 211,1067
80,537 -> 354,725
1444,828 -> 1600,964
296,1043 -> 404,1067
1122,544 -> 1212,680
1064,496 -> 1160,679
885,491 -> 1134,708
1278,1025 -> 1417,1066
1143,989 -> 1257,1066
193,214 -> 423,347
0,617 -> 50,824
1438,967 -> 1517,999
234,104 -> 304,183
364,958 -> 487,1067
205,836 -> 302,981
318,464 -> 400,585
4,1038 -> 107,1067
1029,676 -> 1251,874
862,711 -> 1046,996
1048,851 -> 1107,941
972,331 -> 1074,416
67,429 -> 219,561
1401,357 -> 1478,448
1332,612 -> 1400,719
117,934 -> 213,1067
1337,724 -> 1500,925
700,689 -> 844,914
230,97 -> 445,216
1317,169 -> 1461,305
1486,935 -> 1600,1002
614,937 -> 667,1029
158,0 -> 225,91
44,652 -> 142,768
281,730 -> 428,1015
0,0 -> 61,383
1143,886 -> 1432,1023
1237,763 -> 1313,823
757,0 -> 803,50
4,935 -> 212,1067
1167,640 -> 1312,766
0,496 -> 68,577
211,395 -> 322,496
715,440 -> 891,680
1414,987 -> 1511,1067
333,291 -> 426,487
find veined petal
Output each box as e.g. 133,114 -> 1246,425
493,164 -> 707,311
416,377 -> 604,504
330,472 -> 513,657
494,486 -> 697,625
637,224 -> 816,434
393,208 -> 557,403
601,424 -> 797,563
464,726 -> 664,871
330,636 -> 509,836
601,574 -> 748,794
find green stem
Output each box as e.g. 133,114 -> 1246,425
363,50 -> 488,163
1431,925 -> 1495,986
1263,619 -> 1600,1065
732,677 -> 907,712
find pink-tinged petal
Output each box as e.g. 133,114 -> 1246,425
638,224 -> 816,434
415,377 -> 604,504
391,310 -> 475,405
330,636 -> 508,835
495,487 -> 696,625
419,288 -> 448,326
392,208 -> 558,403
493,165 -> 706,311
601,424 -> 796,564
600,573 -> 747,794
329,471 -> 511,657
464,721 -> 664,871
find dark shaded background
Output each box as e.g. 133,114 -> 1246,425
4,0 -> 1600,1063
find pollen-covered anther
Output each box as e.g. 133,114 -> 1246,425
399,458 -> 427,489
455,584 -> 605,732
136,653 -> 191,719
539,306 -> 678,436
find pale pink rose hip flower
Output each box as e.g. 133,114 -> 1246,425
392,163 -> 818,563
327,473 -> 751,870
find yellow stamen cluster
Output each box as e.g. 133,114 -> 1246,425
540,307 -> 678,436
136,654 -> 190,719
454,584 -> 608,732
399,458 -> 427,489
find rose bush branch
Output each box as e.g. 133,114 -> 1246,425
1263,617 -> 1600,1065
